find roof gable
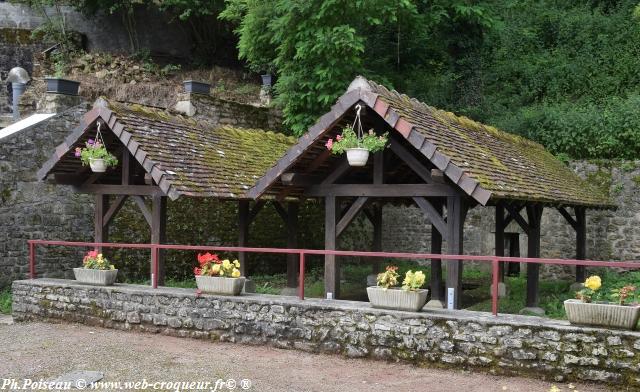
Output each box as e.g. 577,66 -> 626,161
248,77 -> 612,208
38,99 -> 296,200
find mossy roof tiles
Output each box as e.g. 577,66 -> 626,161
366,80 -> 611,207
38,99 -> 296,200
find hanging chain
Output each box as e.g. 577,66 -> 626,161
94,121 -> 106,147
351,104 -> 365,145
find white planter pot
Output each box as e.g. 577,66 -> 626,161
346,148 -> 369,167
564,299 -> 640,330
196,275 -> 245,296
367,286 -> 429,312
89,158 -> 107,172
73,268 -> 118,286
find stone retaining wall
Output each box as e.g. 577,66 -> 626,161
12,279 -> 640,388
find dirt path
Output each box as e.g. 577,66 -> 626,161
0,321 -> 613,392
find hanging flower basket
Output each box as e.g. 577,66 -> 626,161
75,122 -> 118,173
194,252 -> 245,295
345,147 -> 369,167
326,104 -> 388,167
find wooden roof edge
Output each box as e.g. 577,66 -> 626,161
245,88 -> 363,199
37,100 -> 171,199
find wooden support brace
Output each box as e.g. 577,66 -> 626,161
336,196 -> 368,237
413,197 -> 447,240
132,195 -> 152,227
389,141 -> 433,183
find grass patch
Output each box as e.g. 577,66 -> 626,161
0,289 -> 12,314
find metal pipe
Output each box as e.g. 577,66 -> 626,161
12,82 -> 26,120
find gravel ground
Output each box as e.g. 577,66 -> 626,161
0,321 -> 614,392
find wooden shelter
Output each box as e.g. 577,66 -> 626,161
37,97 -> 298,286
248,77 -> 613,310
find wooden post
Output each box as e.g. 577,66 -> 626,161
495,204 -> 505,282
430,202 -> 444,303
575,207 -> 587,283
238,200 -> 250,276
151,194 -> 167,286
525,204 -> 543,310
446,195 -> 466,309
94,194 -> 109,249
371,203 -> 383,274
324,195 -> 339,299
286,202 -> 299,288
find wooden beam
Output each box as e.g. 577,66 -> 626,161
248,200 -> 267,224
75,184 -> 163,196
238,200 -> 249,276
286,202 -> 299,288
504,203 -> 530,234
324,195 -> 339,299
321,157 -> 351,185
336,196 -> 368,237
575,207 -> 587,283
272,201 -> 288,222
82,172 -> 102,187
373,151 -> 384,184
94,194 -> 109,251
413,197 -> 447,239
103,195 -> 128,228
495,204 -> 506,283
132,195 -> 152,227
151,195 -> 167,286
389,141 -> 433,183
121,149 -> 131,185
525,204 -> 543,309
445,195 -> 466,309
557,206 -> 578,231
305,184 -> 456,197
430,201 -> 444,303
370,203 -> 383,274
281,173 -> 317,187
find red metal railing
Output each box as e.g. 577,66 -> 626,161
27,239 -> 640,316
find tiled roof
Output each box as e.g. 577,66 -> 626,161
248,77 -> 613,208
367,80 -> 612,207
38,99 -> 296,200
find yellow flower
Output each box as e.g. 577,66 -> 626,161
584,275 -> 602,291
212,264 -> 221,274
233,260 -> 240,268
222,259 -> 232,269
231,268 -> 241,278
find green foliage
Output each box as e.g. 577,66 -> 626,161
460,0 -> 640,160
77,142 -> 119,168
221,0 -> 494,135
0,289 -> 11,315
329,128 -> 388,155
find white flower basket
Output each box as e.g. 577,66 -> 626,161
345,148 -> 369,167
89,158 -> 107,173
564,299 -> 640,330
196,275 -> 245,296
367,286 -> 429,312
73,268 -> 118,286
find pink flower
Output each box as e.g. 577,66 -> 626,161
74,147 -> 81,157
325,138 -> 333,150
336,135 -> 343,141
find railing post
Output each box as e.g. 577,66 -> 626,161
298,252 -> 305,300
29,241 -> 36,279
151,245 -> 159,289
492,257 -> 499,316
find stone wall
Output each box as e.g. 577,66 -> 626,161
0,3 -> 192,58
177,93 -> 284,131
12,279 -> 640,388
382,161 -> 640,277
0,101 -> 94,288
